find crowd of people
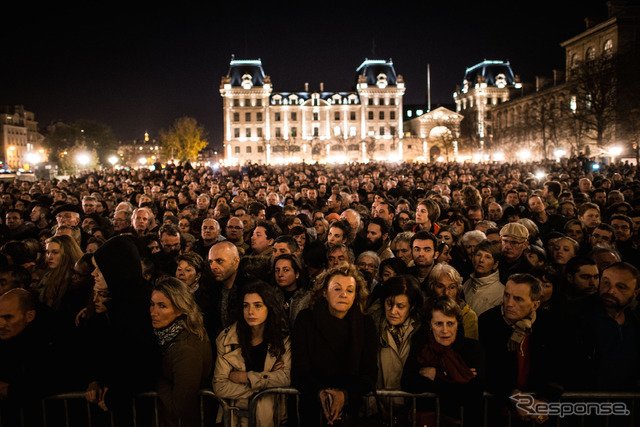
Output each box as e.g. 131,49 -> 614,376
0,155 -> 639,426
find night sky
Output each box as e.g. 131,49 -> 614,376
0,1 -> 609,152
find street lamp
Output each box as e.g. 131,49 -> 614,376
609,146 -> 622,164
108,156 -> 118,166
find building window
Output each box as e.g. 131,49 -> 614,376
246,146 -> 252,153
368,99 -> 374,105
390,126 -> 396,136
379,111 -> 385,120
390,98 -> 395,105
313,127 -> 319,137
245,112 -> 251,122
350,127 -> 357,137
350,112 -> 356,120
256,99 -> 262,107
257,128 -> 263,138
604,39 -> 613,56
257,112 -> 263,121
291,112 -> 297,121
233,99 -> 239,107
291,127 -> 297,137
275,112 -> 281,121
245,99 -> 251,107
313,112 -> 319,121
586,47 -> 596,61
390,111 -> 396,120
234,146 -> 240,154
258,146 -> 263,153
275,127 -> 281,138
246,128 -> 251,137
234,128 -> 240,138
233,113 -> 239,122
334,112 -> 340,120
380,127 -> 385,135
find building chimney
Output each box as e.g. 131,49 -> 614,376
305,82 -> 309,92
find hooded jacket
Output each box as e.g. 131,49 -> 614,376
91,235 -> 158,416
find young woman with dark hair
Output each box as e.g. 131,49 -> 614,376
213,280 -> 291,427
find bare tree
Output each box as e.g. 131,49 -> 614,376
566,55 -> 618,148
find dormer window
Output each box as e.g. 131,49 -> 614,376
376,73 -> 388,89
495,74 -> 507,88
241,74 -> 253,90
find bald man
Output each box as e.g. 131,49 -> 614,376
0,289 -> 54,424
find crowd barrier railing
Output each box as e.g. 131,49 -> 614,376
4,388 -> 638,427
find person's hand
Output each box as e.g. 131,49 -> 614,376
419,367 -> 436,380
271,359 -> 284,371
97,388 -> 109,412
229,371 -> 249,384
319,389 -> 345,425
85,381 -> 104,403
75,308 -> 87,326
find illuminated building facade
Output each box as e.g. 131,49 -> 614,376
488,2 -> 640,162
453,60 -> 523,161
0,105 -> 45,170
220,58 -> 406,164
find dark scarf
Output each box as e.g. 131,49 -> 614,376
154,318 -> 185,347
417,331 -> 476,384
312,301 -> 366,375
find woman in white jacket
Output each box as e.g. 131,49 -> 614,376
213,280 -> 291,427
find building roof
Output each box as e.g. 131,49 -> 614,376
226,58 -> 266,87
463,60 -> 515,86
355,59 -> 398,86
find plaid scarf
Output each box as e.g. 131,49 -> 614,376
501,306 -> 536,356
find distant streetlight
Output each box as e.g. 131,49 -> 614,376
108,156 -> 118,166
609,146 -> 622,164
76,153 -> 90,166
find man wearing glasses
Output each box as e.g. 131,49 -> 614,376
610,214 -> 639,263
498,223 -> 532,284
223,216 -> 249,257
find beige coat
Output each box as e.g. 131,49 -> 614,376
213,323 -> 291,427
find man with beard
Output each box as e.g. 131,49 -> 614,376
407,230 -> 440,286
152,224 -> 182,277
564,262 -> 640,391
365,217 -> 393,261
564,257 -> 600,301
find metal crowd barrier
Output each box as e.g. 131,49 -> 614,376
2,388 -> 638,427
247,388 -> 440,427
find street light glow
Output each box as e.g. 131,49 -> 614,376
76,153 -> 90,165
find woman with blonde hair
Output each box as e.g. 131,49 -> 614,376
38,234 -> 84,314
426,263 -> 479,340
151,276 -> 213,427
292,263 -> 377,426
